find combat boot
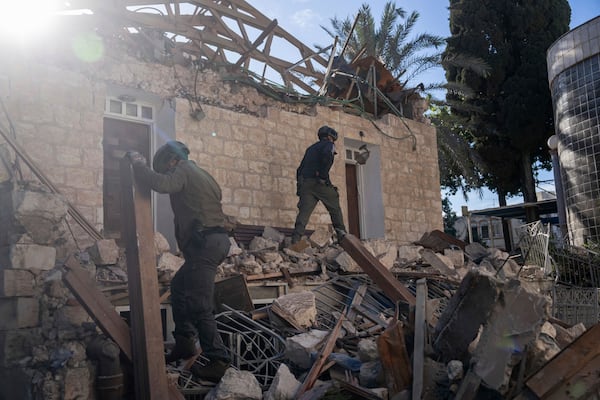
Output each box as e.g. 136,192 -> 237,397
190,359 -> 230,382
165,335 -> 197,363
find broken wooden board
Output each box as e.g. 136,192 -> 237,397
62,256 -> 133,362
525,322 -> 600,399
341,234 -> 416,306
378,319 -> 412,396
296,311 -> 347,397
214,274 -> 254,312
120,159 -> 170,400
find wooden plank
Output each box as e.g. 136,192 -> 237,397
525,323 -> 600,398
412,278 -> 427,400
296,311 -> 347,397
341,234 -> 416,305
545,353 -> 600,400
346,284 -> 367,323
120,159 -> 170,400
62,256 -> 133,362
377,319 -> 412,396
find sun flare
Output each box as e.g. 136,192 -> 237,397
0,0 -> 62,39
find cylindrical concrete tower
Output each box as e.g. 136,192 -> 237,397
547,16 -> 600,246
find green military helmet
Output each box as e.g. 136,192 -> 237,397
152,141 -> 190,173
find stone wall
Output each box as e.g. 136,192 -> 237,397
0,31 -> 441,249
0,182 -> 97,400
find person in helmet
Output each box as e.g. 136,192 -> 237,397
291,125 -> 347,244
126,141 -> 231,382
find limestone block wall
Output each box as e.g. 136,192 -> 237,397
0,32 -> 441,247
0,182 -> 96,400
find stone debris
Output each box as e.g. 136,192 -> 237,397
271,291 -> 317,330
204,368 -> 263,400
1,184 -> 596,400
86,239 -> 119,266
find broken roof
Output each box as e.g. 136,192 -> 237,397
56,0 -> 328,94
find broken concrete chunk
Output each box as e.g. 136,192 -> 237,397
249,236 -> 279,251
263,363 -> 300,400
357,338 -> 379,362
443,248 -> 464,268
11,189 -> 69,245
228,237 -> 243,257
447,360 -> 464,381
238,259 -> 263,275
272,291 -> 317,329
421,249 -> 456,276
540,321 -> 557,339
324,247 -> 343,263
335,251 -> 362,273
433,270 -> 501,362
397,245 -> 423,264
204,368 -> 262,400
285,330 -> 329,369
263,226 -> 286,244
464,242 -> 489,263
156,253 -> 185,273
86,239 -> 119,266
154,231 -> 171,256
257,251 -> 284,264
309,227 -> 332,248
368,240 -> 398,269
471,279 -> 548,392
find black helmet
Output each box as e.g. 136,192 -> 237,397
152,141 -> 190,173
317,125 -> 338,141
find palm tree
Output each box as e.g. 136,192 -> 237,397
321,2 -> 445,90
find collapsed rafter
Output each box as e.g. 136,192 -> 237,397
56,0 -> 328,94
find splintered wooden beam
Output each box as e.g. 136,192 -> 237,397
295,310 -> 346,397
62,256 -> 133,362
525,323 -> 600,398
120,159 -> 170,400
340,234 -> 416,306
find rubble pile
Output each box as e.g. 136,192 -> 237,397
149,226 -> 592,399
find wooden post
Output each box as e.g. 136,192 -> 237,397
120,159 -> 169,400
63,256 -> 133,362
340,234 -> 416,305
412,278 -> 427,400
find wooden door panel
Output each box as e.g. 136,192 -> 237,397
103,118 -> 150,240
345,163 -> 360,237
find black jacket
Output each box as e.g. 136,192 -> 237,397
296,139 -> 336,182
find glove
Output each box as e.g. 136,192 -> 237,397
125,151 -> 146,165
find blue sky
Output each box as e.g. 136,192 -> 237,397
247,0 -> 600,213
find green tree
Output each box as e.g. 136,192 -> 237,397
322,1 -> 444,89
442,197 -> 458,236
443,0 -> 570,221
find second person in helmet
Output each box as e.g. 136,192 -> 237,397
291,125 -> 347,244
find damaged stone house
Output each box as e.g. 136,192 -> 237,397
0,1 -> 443,399
2,2 -> 598,400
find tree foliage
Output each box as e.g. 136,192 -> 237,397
443,0 -> 570,212
321,1 -> 445,88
